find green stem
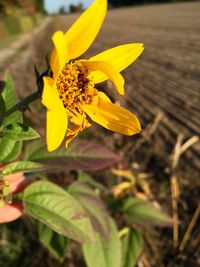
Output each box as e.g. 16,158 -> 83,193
0,91 -> 41,125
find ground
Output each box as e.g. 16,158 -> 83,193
0,1 -> 199,266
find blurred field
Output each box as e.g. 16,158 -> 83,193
93,1 -> 200,173
0,1 -> 199,266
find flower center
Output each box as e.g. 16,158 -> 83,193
56,62 -> 97,113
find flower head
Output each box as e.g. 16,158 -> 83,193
42,0 -> 144,152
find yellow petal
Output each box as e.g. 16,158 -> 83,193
42,77 -> 66,111
42,77 -> 67,152
89,43 -> 144,83
50,49 -> 59,78
41,77 -> 61,110
81,60 -> 125,95
98,91 -> 111,102
112,182 -> 133,198
65,0 -> 107,60
46,109 -> 68,152
84,97 -> 141,135
50,31 -> 68,77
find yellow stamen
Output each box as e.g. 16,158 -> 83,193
56,62 -> 98,113
56,62 -> 98,145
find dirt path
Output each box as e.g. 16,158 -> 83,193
0,17 -> 52,68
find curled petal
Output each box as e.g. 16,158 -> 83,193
84,97 -> 141,135
66,114 -> 91,147
98,91 -> 111,102
66,125 -> 82,148
65,0 -> 107,60
81,60 -> 125,95
89,43 -> 144,83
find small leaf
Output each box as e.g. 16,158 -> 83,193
1,75 -> 22,127
78,171 -> 106,191
122,197 -> 172,226
0,75 -> 23,163
0,80 -> 6,94
0,137 -> 22,163
1,123 -> 40,141
2,161 -> 44,175
34,65 -> 40,81
2,75 -> 17,109
22,181 -> 96,243
82,218 -> 121,267
68,181 -> 109,239
38,223 -> 68,263
121,228 -> 143,267
0,95 -> 5,113
2,111 -> 22,128
25,140 -> 121,171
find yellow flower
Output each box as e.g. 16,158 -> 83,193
42,0 -> 144,152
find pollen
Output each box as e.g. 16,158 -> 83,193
56,62 -> 98,113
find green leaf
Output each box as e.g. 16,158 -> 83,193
1,122 -> 40,141
0,80 -> 6,94
78,171 -> 106,191
24,140 -> 121,171
1,161 -> 44,175
82,218 -> 121,267
0,75 -> 23,163
2,75 -> 21,127
38,223 -> 68,263
22,181 -> 96,243
0,137 -> 22,163
34,65 -> 41,82
122,198 -> 172,226
2,75 -> 17,109
68,181 -> 109,239
0,95 -> 5,113
2,111 -> 22,128
121,228 -> 143,267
